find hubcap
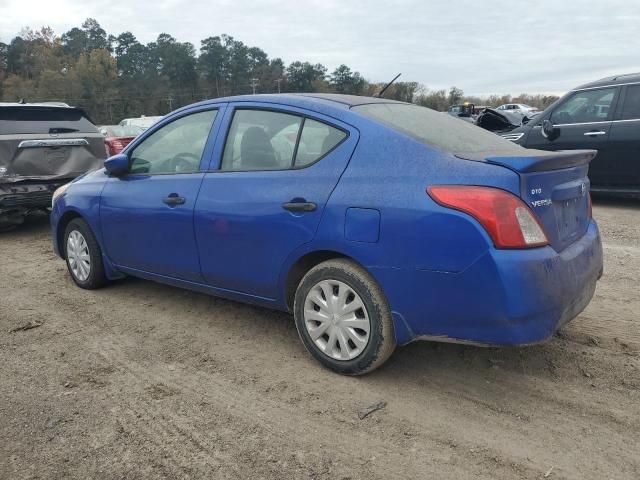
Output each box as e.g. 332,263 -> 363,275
303,279 -> 371,361
66,230 -> 91,282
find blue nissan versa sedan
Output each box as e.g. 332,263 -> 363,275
50,94 -> 603,374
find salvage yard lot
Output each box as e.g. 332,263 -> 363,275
1,199 -> 638,480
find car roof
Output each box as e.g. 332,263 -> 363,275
163,93 -> 407,124
0,102 -> 74,108
182,93 -> 404,112
574,72 -> 640,90
292,93 -> 405,106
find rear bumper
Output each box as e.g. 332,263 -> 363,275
0,181 -> 68,212
373,220 -> 603,345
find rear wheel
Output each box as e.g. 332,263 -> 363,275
64,218 -> 107,289
294,259 -> 395,375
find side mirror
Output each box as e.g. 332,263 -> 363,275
541,119 -> 560,140
104,153 -> 129,176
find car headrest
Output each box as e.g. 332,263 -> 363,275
240,127 -> 276,168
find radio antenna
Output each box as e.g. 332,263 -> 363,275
376,73 -> 402,98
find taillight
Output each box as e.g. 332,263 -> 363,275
105,139 -> 125,155
427,185 -> 548,249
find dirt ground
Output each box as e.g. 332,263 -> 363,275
1,198 -> 638,480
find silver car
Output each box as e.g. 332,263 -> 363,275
495,103 -> 539,116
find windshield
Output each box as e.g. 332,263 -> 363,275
353,103 -> 526,159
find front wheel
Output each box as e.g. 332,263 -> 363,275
64,218 -> 107,289
294,259 -> 396,375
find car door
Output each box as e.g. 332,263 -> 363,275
100,106 -> 223,281
525,87 -> 619,187
194,104 -> 358,299
605,83 -> 640,188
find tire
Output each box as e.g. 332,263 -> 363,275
63,218 -> 107,289
294,259 -> 396,375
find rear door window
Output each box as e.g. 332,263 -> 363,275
295,119 -> 347,167
0,107 -> 97,134
620,84 -> 640,120
550,88 -> 616,124
221,109 -> 348,171
221,110 -> 302,170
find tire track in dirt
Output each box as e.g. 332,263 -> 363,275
93,331 -> 636,480
91,338 -> 491,480
4,256 -> 638,479
2,205 -> 640,479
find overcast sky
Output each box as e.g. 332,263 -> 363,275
1,0 -> 639,95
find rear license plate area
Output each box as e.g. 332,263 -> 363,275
46,147 -> 70,164
554,197 -> 581,241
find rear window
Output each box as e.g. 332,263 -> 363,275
353,103 -> 526,159
0,107 -> 98,135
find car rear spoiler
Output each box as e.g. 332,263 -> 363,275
484,150 -> 597,173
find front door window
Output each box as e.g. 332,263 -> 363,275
130,110 -> 217,174
550,88 -> 616,125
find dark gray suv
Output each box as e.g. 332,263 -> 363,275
0,103 -> 106,229
502,73 -> 640,194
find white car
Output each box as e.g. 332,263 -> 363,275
118,115 -> 163,130
495,104 -> 539,116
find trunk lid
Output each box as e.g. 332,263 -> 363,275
0,106 -> 106,183
485,150 -> 595,252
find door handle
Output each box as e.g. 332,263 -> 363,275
163,194 -> 186,206
584,131 -> 606,136
282,201 -> 317,212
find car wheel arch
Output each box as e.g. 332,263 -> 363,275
56,210 -> 95,259
56,211 -> 84,259
284,250 -> 369,312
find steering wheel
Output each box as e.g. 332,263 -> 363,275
169,152 -> 200,173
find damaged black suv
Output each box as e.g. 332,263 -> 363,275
0,103 -> 106,229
